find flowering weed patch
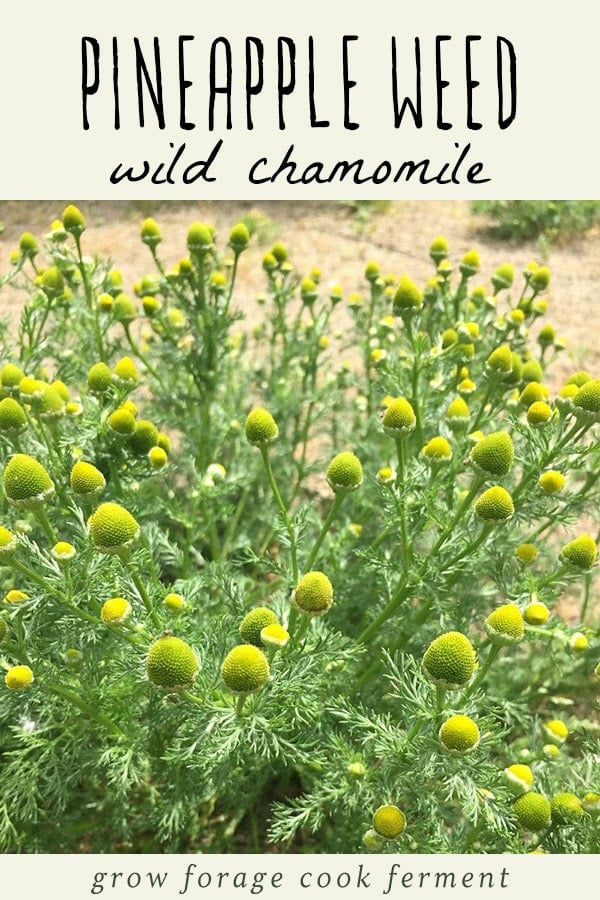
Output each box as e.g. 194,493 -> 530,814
0,208 -> 598,853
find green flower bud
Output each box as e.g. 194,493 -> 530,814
293,571 -> 334,617
51,541 -> 76,562
260,623 -> 290,649
565,370 -> 591,387
582,793 -> 600,815
326,451 -> 363,494
382,398 -> 416,435
503,764 -> 534,796
393,275 -> 423,315
87,362 -> 113,394
39,385 -> 65,420
519,382 -> 550,407
163,592 -> 187,613
421,436 -> 452,463
147,634 -> 199,691
470,432 -> 514,478
542,719 -> 569,745
245,408 -> 279,447
441,328 -> 458,348
107,407 -> 137,436
523,601 -> 549,625
474,486 -> 514,523
365,260 -> 381,282
128,420 -> 160,456
491,264 -> 514,293
362,829 -> 383,850
573,379 -> 600,424
559,534 -> 597,570
538,470 -> 565,494
0,363 -> 26,390
372,805 -> 406,839
271,242 -> 288,264
228,222 -> 250,253
422,631 -> 477,689
142,295 -> 162,316
221,644 -> 270,694
187,222 -> 213,254
3,453 -> 55,507
521,359 -> 543,383
88,502 -> 140,554
550,792 -> 583,825
527,401 -> 553,426
19,232 -> 39,257
148,446 -> 168,470
112,356 -> 139,387
100,596 -> 132,625
439,714 -> 480,755
41,266 -> 65,296
531,266 -> 550,292
0,397 -> 27,433
486,344 -> 513,376
70,460 -> 106,497
157,432 -> 172,455
62,204 -> 86,236
0,526 -> 18,559
484,603 -> 524,645
445,397 -> 470,427
239,607 -> 279,646
537,324 -> 555,348
5,664 -> 34,691
459,249 -> 480,278
513,792 -> 552,831
113,294 -> 137,324
140,218 -> 162,248
516,544 -> 538,565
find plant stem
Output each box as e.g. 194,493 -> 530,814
462,643 -> 502,700
305,494 -> 344,572
260,446 -> 298,583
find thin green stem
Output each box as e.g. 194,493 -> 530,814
305,494 -> 344,572
462,643 -> 502,701
119,554 -> 162,631
260,447 -> 298,583
45,681 -> 123,737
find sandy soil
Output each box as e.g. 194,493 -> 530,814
0,200 -> 599,388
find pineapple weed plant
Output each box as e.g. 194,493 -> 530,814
0,207 -> 598,855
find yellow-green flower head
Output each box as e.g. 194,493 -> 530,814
41,266 -> 65,296
429,235 -> 449,265
64,647 -> 83,667
87,362 -> 112,394
347,761 -> 366,778
542,719 -> 569,745
229,222 -> 250,253
460,249 -> 480,278
377,465 -> 396,484
474,485 -> 514,523
260,622 -> 290,649
141,295 -> 161,317
239,607 -> 279,646
569,631 -> 589,652
39,385 -> 65,420
262,251 -> 277,273
148,446 -> 168,470
566,370 -> 591,388
470,432 -> 514,478
524,601 -> 550,625
582,792 -> 600,815
112,356 -> 139,387
187,221 -> 213,254
537,324 -> 555,349
559,534 -> 597,571
573,379 -> 600,424
503,764 -> 534,796
107,407 -> 137,436
293,571 -> 334,617
163,592 -> 187,613
521,359 -> 543,384
445,397 -> 470,427
326,451 -> 363,494
439,714 -> 480,755
527,401 -> 553,427
62,204 -> 86,236
270,241 -> 288,264
19,231 -> 39,257
221,644 -> 270,694
457,321 -> 479,343
365,260 -> 381,282
128,420 -> 160,456
70,460 -> 106,497
51,541 -> 76,562
362,829 -> 383,850
3,453 -> 55,508
458,378 -> 476,395
550,792 -> 584,825
421,436 -> 452,463
51,380 -> 70,402
88,502 -> 140,554
393,275 -> 423,315
531,266 -> 550,293
422,631 -> 477,689
147,634 -> 199,691
0,526 -> 18,559
485,603 -> 524,645
245,408 -> 278,447
0,363 -> 25,390
508,309 -> 525,327
556,384 -> 579,412
113,293 -> 137,324
542,743 -> 561,760
441,327 -> 458,348
382,398 -> 416,435
100,596 -> 132,625
5,664 -> 34,691
538,470 -> 566,494
372,805 -> 406,839
0,397 -> 27,433
98,293 -> 114,312
19,376 -> 45,401
486,344 -> 513,376
492,263 -> 514,292
156,432 -> 171,455
209,271 -> 228,293
4,589 -> 29,604
140,217 -> 162,247
65,401 -> 83,417
519,382 -> 550,407
513,792 -> 552,831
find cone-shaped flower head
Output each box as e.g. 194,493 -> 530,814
445,397 -> 470,427
229,222 -> 250,253
486,344 -> 513,376
0,526 -> 18,559
147,635 -> 199,691
51,541 -> 76,562
87,362 -> 113,394
245,408 -> 278,447
62,204 -> 86,236
113,293 -> 137,323
128,420 -> 160,455
3,454 -> 55,507
88,502 -> 140,554
485,604 -> 524,645
542,719 -> 569,745
421,436 -> 452,463
293,571 -> 334,617
5,664 -> 34,691
573,379 -> 600,424
550,793 -> 584,825
70,460 -> 106,497
538,470 -> 566,494
0,398 -> 27,433
503,764 -> 534,796
513,793 -> 552,831
187,221 -> 214,254
326,452 -> 363,494
0,363 -> 25,389
582,793 -> 600,815
393,275 -> 423,315
492,264 -> 514,292
527,401 -> 553,426
559,534 -> 597,570
429,235 -> 449,265
474,486 -> 514,523
524,601 -> 550,625
148,447 -> 168,470
470,432 -> 514,478
112,356 -> 139,387
460,249 -> 480,277
520,382 -> 550,407
163,592 -> 186,613
140,217 -> 162,248
100,597 -> 132,625
382,398 -> 416,435
372,805 -> 406,839
260,623 -> 290,649
239,607 -> 279,646
221,644 -> 270,694
107,407 -> 137,436
422,631 -> 477,689
521,359 -> 543,383
439,714 -> 480,755
516,543 -> 538,564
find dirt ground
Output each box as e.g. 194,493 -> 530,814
1,200 -> 599,386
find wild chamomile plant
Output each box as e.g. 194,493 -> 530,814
0,209 -> 598,853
